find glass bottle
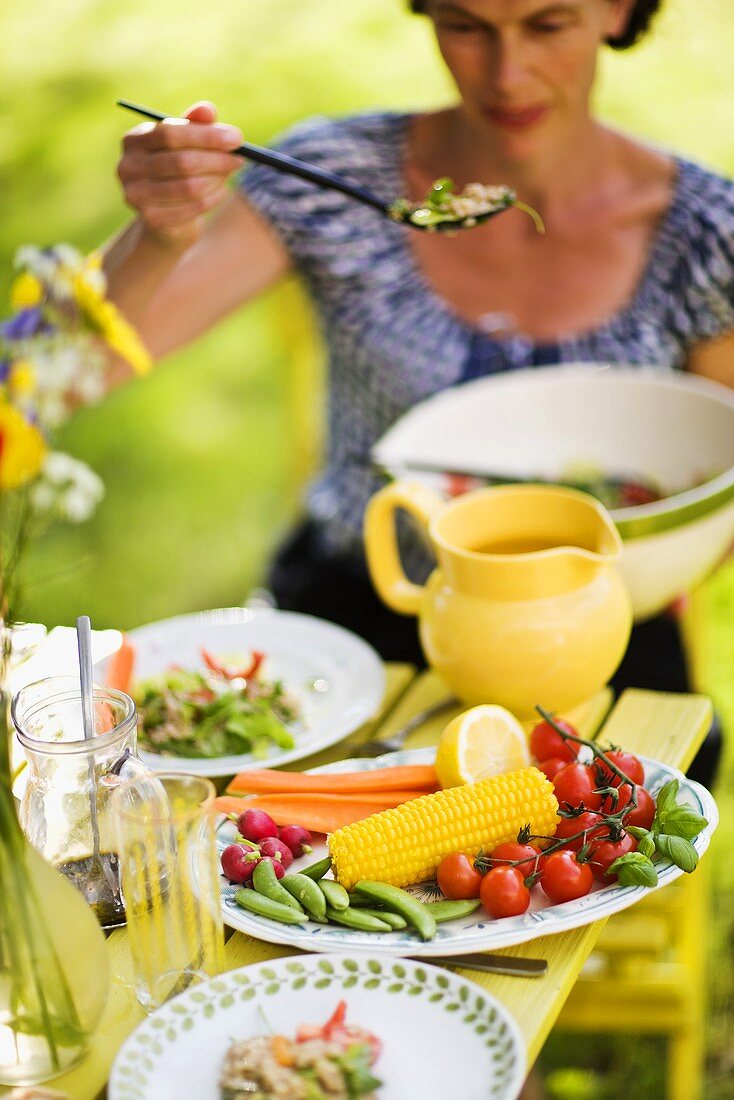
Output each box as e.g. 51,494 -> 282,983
11,676 -> 149,928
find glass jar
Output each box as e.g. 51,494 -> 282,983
11,676 -> 149,928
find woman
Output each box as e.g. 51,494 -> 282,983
105,0 -> 734,782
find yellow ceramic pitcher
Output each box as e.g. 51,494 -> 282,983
364,482 -> 632,718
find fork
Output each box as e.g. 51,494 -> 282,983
354,695 -> 460,757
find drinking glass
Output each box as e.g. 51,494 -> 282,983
113,772 -> 225,1012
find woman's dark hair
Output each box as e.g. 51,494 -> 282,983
606,0 -> 662,49
408,1 -> 663,51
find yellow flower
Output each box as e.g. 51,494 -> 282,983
8,359 -> 37,397
72,274 -> 152,376
0,402 -> 46,489
10,272 -> 43,310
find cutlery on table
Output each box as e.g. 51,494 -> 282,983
412,953 -> 548,978
116,100 -> 517,233
354,695 -> 460,757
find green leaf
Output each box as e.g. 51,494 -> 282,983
626,826 -> 650,841
638,833 -> 656,859
656,833 -> 699,873
609,852 -> 658,887
652,779 -> 679,818
336,1043 -> 383,1096
656,808 -> 708,841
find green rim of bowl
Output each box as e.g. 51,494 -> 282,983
613,472 -> 734,538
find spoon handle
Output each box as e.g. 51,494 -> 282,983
77,615 -> 106,874
116,100 -> 391,215
76,615 -> 96,742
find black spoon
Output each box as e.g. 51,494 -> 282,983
116,99 -> 535,233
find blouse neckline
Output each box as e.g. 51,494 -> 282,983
382,112 -> 691,351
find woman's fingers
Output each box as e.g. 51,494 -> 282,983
122,118 -> 242,154
116,103 -> 243,243
125,173 -> 229,208
183,100 -> 219,124
119,148 -> 242,181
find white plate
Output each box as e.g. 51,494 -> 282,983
108,953 -> 526,1100
219,748 -> 718,956
99,608 -> 385,777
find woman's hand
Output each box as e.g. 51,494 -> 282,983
116,101 -> 243,249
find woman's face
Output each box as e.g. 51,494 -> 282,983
428,0 -> 635,160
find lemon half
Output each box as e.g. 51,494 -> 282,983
435,704 -> 531,788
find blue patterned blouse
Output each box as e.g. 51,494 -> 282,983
237,112 -> 734,561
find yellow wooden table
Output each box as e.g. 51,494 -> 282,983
44,665 -> 712,1100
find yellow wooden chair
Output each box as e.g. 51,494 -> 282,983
556,593 -> 713,1100
275,284 -> 715,1099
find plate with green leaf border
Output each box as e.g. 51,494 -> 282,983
108,953 -> 526,1100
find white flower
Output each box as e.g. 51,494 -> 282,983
60,486 -> 98,523
73,370 -> 106,403
29,451 -> 105,524
14,245 -> 56,283
28,480 -> 56,515
51,243 -> 85,270
43,451 -> 84,485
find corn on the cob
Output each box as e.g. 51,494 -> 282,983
328,766 -> 559,890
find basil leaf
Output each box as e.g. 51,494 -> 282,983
626,826 -> 650,841
638,834 -> 656,859
655,808 -> 708,841
652,779 -> 679,817
656,833 -> 699,873
609,852 -> 658,887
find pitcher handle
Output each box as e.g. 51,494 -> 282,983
364,482 -> 444,616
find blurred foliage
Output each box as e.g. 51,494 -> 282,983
4,1 -> 734,1094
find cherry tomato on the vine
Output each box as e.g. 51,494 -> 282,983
539,850 -> 594,903
600,781 -> 634,815
553,811 -> 606,852
537,756 -> 569,783
596,750 -> 645,787
587,832 -> 637,882
436,852 -> 484,900
479,866 -> 531,918
624,786 -> 656,830
552,763 -> 604,811
530,719 -> 581,763
488,841 -> 541,878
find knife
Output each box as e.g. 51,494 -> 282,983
413,953 -> 548,977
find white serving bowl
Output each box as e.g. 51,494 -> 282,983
372,364 -> 734,621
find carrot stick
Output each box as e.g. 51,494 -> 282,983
227,764 -> 437,796
105,635 -> 135,694
212,789 -> 428,834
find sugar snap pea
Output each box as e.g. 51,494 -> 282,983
234,889 -> 305,925
318,879 -> 350,911
346,892 -> 382,909
281,873 -> 327,921
425,898 -> 482,922
354,881 -> 437,941
252,859 -> 304,913
354,907 -> 407,930
300,856 -> 332,881
325,906 -> 393,933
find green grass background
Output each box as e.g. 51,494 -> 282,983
4,0 -> 734,1094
